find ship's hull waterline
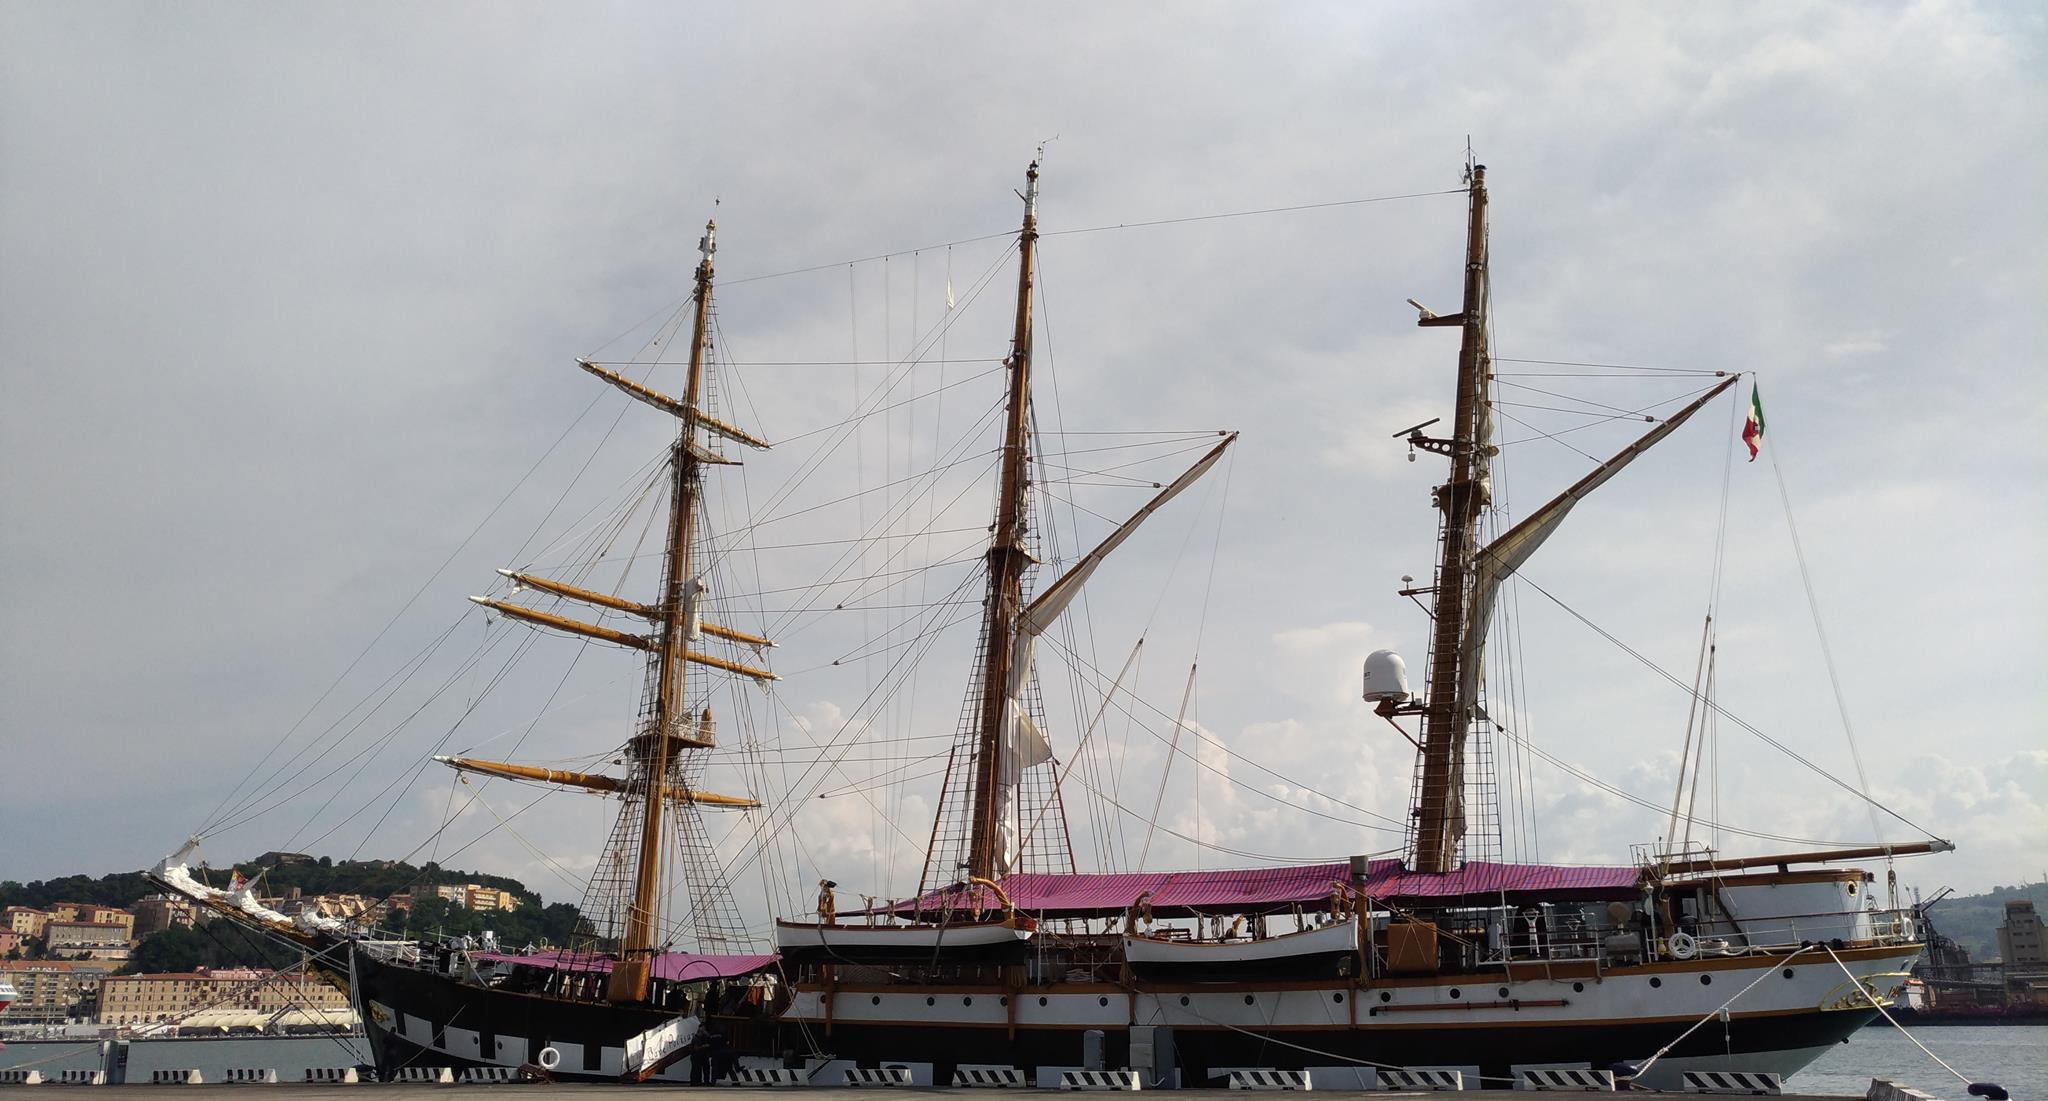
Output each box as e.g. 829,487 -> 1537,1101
351,940 -> 1914,1087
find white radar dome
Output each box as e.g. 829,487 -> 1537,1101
1362,649 -> 1411,703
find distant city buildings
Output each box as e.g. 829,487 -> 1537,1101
132,894 -> 203,937
43,920 -> 132,961
425,883 -> 522,912
0,959 -> 116,1025
97,965 -> 351,1027
4,906 -> 48,938
1997,900 -> 2044,967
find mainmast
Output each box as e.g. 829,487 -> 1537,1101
965,159 -> 1042,884
1410,165 -> 1491,874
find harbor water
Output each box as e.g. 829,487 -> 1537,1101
1,1024 -> 2037,1097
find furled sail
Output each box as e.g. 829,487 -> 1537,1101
1458,377 -> 1738,702
988,433 -> 1237,874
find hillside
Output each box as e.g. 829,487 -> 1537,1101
1920,880 -> 2048,961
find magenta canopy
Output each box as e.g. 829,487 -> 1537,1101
477,949 -> 778,980
891,859 -> 1641,918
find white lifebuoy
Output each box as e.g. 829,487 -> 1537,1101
536,1047 -> 562,1071
1667,932 -> 1698,960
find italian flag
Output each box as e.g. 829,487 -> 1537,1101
1741,382 -> 1765,462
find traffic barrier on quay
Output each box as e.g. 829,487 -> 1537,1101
55,1071 -> 106,1086
391,1066 -> 454,1084
147,1070 -> 203,1086
724,1068 -> 807,1086
223,1069 -> 279,1085
458,1067 -> 522,1085
954,1068 -> 1029,1088
1376,1068 -> 1466,1091
1229,1070 -> 1314,1090
1059,1070 -> 1143,1091
0,1070 -> 45,1085
842,1067 -> 913,1087
1682,1071 -> 1784,1095
1518,1068 -> 1615,1091
303,1068 -> 361,1085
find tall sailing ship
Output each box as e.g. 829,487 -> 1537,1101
759,161 -> 1943,1088
150,158 -> 1947,1087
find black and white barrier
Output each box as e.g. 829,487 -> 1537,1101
223,1069 -> 278,1085
391,1067 -> 454,1085
843,1067 -> 914,1087
0,1070 -> 45,1085
1683,1071 -> 1784,1095
459,1068 -> 521,1085
303,1068 -> 361,1085
1229,1070 -> 1313,1091
55,1072 -> 106,1086
724,1068 -> 807,1087
1377,1069 -> 1465,1091
1059,1070 -> 1143,1091
954,1068 -> 1029,1088
1519,1068 -> 1615,1091
147,1070 -> 203,1086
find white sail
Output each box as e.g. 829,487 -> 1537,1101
990,434 -> 1237,874
1458,378 -> 1737,703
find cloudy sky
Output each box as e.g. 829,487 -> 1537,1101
3,2 -> 2042,928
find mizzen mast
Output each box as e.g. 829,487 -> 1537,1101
965,158 -> 1043,885
1407,164 -> 1491,875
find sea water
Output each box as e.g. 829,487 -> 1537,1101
1797,1025 -> 2043,1099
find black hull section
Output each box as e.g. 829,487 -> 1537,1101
351,947 -> 789,1082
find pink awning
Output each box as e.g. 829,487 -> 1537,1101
892,859 -> 1640,918
477,949 -> 777,980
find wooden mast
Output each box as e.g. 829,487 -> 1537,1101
965,159 -> 1042,883
1411,165 -> 1490,875
606,220 -> 719,1003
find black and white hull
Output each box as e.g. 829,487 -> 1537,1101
350,945 -> 789,1083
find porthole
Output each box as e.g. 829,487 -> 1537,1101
1333,993 -> 1345,1004
925,996 -> 936,1006
1449,988 -> 1461,1000
1180,996 -> 1190,1006
1498,987 -> 1510,998
963,996 -> 973,1006
1244,994 -> 1256,1006
1000,996 -> 1009,1007
1099,996 -> 1110,1007
1700,974 -> 1712,986
1039,997 -> 1049,1007
1783,968 -> 1796,979
1379,991 -> 1392,1003
1572,982 -> 1584,993
870,996 -> 880,1006
1650,977 -> 1663,989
